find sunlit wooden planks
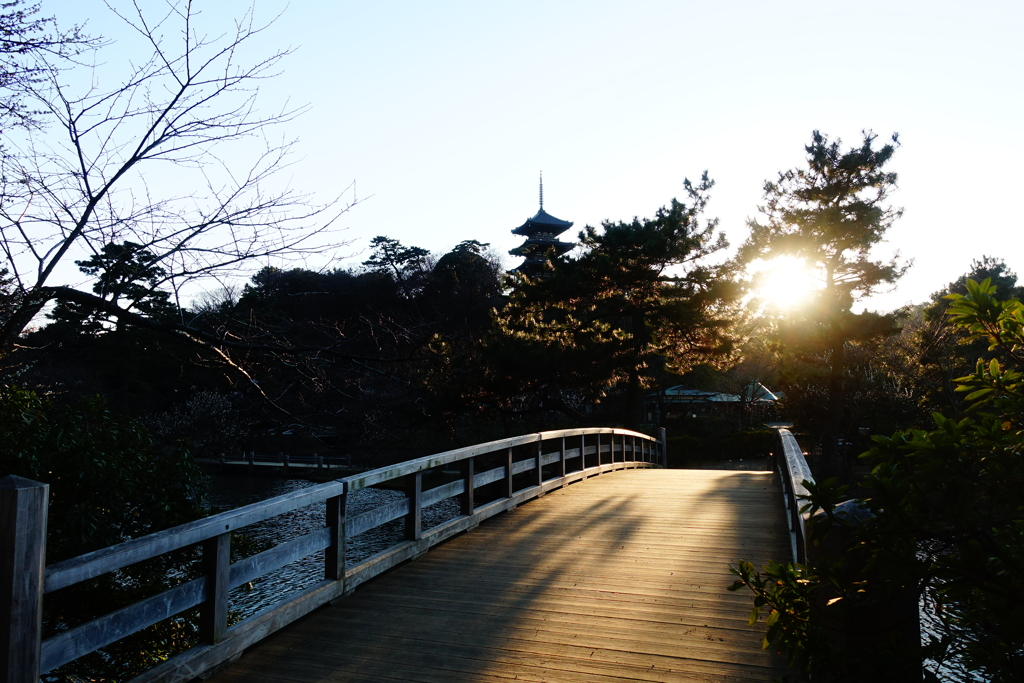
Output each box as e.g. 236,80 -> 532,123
207,469 -> 796,683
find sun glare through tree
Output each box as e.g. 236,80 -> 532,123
749,255 -> 819,311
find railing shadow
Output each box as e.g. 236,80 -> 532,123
212,468 -> 794,682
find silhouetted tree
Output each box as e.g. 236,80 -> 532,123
739,130 -> 907,480
48,241 -> 178,332
362,236 -> 432,298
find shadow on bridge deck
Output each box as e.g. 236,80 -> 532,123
207,469 -> 797,683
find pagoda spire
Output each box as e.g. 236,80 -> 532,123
539,171 -> 544,210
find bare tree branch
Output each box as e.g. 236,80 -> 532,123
0,0 -> 354,350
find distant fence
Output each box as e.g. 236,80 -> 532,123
1,427 -> 663,683
195,451 -> 352,471
773,428 -> 816,563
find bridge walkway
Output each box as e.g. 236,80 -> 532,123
208,468 -> 795,683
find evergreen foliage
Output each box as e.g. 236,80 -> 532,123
48,241 -> 178,332
731,279 -> 1024,682
0,384 -> 209,680
739,130 -> 907,480
490,175 -> 736,427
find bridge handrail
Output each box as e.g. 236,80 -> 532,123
2,426 -> 663,683
774,427 -> 816,563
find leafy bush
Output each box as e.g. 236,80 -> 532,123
1,385 -> 209,680
730,279 -> 1024,681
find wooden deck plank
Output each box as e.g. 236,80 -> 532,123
208,469 -> 798,683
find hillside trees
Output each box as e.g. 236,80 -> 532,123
739,131 -> 908,480
489,175 -> 737,428
0,0 -> 352,354
182,237 -> 504,442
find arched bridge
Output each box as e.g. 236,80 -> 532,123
3,428 -> 812,682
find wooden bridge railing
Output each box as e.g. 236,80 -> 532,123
773,427 -> 816,563
1,427 -> 663,683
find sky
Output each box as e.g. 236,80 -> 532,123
45,0 -> 1024,312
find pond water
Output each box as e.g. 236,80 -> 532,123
208,474 -> 459,620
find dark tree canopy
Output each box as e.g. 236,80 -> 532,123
362,235 -> 432,298
48,242 -> 178,332
490,174 -> 737,427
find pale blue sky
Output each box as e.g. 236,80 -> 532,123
47,0 -> 1024,311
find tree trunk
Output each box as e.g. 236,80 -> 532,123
821,335 -> 847,483
625,369 -> 642,430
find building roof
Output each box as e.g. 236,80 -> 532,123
512,208 -> 574,236
646,384 -> 780,404
509,234 -> 575,257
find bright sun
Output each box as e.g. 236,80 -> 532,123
750,256 -> 819,310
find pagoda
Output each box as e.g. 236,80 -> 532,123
509,173 -> 574,276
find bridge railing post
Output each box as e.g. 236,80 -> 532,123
405,471 -> 423,541
504,448 -> 514,499
1,476 -> 48,683
659,427 -> 667,467
326,483 -> 348,583
460,457 -> 475,516
559,437 -> 567,478
534,437 -> 543,488
199,532 -> 231,643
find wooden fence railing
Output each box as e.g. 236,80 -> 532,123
1,427 -> 663,683
773,427 -> 816,563
195,451 -> 353,471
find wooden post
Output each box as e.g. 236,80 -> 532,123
534,437 -> 543,488
280,452 -> 289,471
504,448 -> 514,499
316,454 -> 323,469
405,472 -> 422,541
326,484 -> 348,582
199,532 -> 231,643
559,437 -> 567,478
460,457 -> 475,516
659,427 -> 667,467
247,450 -> 255,467
580,434 -> 586,470
1,476 -> 48,683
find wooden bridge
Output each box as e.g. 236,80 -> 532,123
2,428 -> 813,683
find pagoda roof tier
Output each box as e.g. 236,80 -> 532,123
509,236 -> 575,257
512,208 -> 574,236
